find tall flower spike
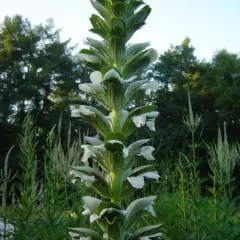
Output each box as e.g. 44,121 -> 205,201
70,0 -> 162,239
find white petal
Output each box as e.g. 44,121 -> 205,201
139,237 -> 150,240
146,120 -> 156,131
69,232 -> 80,237
70,170 -> 95,187
81,145 -> 96,162
79,83 -> 104,94
71,179 -> 77,184
125,75 -> 137,83
122,196 -> 157,217
79,106 -> 95,116
80,237 -> 91,240
81,175 -> 95,187
71,109 -> 81,118
138,146 -> 155,160
145,49 -> 158,62
132,115 -> 146,128
140,81 -> 158,91
144,205 -> 156,217
140,171 -> 160,180
90,213 -> 100,223
90,71 -> 103,84
143,111 -> 159,118
85,136 -> 103,146
103,69 -> 123,83
139,233 -> 162,240
127,175 -> 145,189
82,204 -> 91,215
82,196 -> 102,215
123,139 -> 150,158
107,140 -> 125,146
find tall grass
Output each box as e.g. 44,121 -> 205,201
0,116 -> 88,239
0,105 -> 240,239
150,92 -> 240,240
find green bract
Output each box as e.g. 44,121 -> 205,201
70,0 -> 162,239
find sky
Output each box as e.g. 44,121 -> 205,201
1,0 -> 239,60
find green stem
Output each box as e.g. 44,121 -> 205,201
112,109 -> 122,132
111,172 -> 123,206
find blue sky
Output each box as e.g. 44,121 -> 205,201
1,0 -> 239,60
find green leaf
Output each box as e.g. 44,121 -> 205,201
131,164 -> 155,175
121,105 -> 158,137
123,196 -> 157,230
121,181 -> 135,200
71,166 -> 104,179
90,0 -> 112,22
97,201 -> 121,215
87,38 -> 110,59
127,5 -> 151,41
69,227 -> 104,240
105,132 -> 127,145
78,105 -> 111,137
71,166 -> 111,199
127,224 -> 163,240
112,2 -> 125,17
110,18 -> 126,38
123,79 -> 148,107
79,49 -> 102,64
123,42 -> 150,60
80,48 -> 108,64
90,14 -> 109,40
103,75 -> 123,109
122,48 -> 158,78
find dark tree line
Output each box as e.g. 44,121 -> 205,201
0,15 -> 90,168
149,38 -> 240,158
1,16 -> 240,174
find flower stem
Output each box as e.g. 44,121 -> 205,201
111,172 -> 123,206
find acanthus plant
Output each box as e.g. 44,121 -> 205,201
69,0 -> 162,239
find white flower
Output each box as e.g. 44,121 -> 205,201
82,197 -> 123,224
132,111 -> 159,131
146,120 -> 156,131
123,139 -> 150,158
79,106 -> 95,116
103,233 -> 109,239
127,171 -> 160,189
144,49 -> 158,62
125,75 -> 137,83
78,83 -> 104,94
70,170 -> 95,187
144,205 -> 156,217
133,115 -> 146,128
81,145 -> 96,162
90,71 -> 103,84
71,106 -> 95,118
69,232 -> 80,237
0,220 -> 14,235
103,69 -> 123,84
108,110 -> 129,129
140,81 -> 158,91
69,231 -> 91,240
139,233 -> 162,240
138,146 -> 155,160
71,109 -> 81,118
82,196 -> 102,217
107,140 -> 125,146
122,196 -> 157,224
84,136 -> 103,146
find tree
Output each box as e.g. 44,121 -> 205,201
0,15 -> 87,163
